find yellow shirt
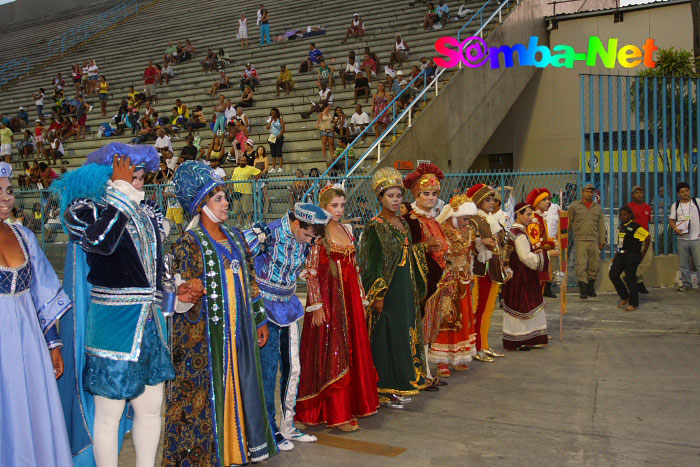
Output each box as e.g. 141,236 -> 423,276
99,81 -> 109,94
231,166 -> 261,195
278,69 -> 294,84
0,127 -> 13,144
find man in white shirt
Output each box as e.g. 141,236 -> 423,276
300,84 -> 333,119
210,158 -> 227,179
234,106 -> 250,131
669,181 -> 700,290
342,58 -> 360,89
154,128 -> 174,164
224,100 -> 237,123
349,104 -> 370,141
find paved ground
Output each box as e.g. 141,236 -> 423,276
119,287 -> 700,466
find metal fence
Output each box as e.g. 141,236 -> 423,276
580,74 -> 700,256
15,170 -> 579,277
0,57 -> 30,87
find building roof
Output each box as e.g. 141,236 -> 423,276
545,0 -> 690,21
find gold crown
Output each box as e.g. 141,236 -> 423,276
449,194 -> 472,211
371,167 -> 405,197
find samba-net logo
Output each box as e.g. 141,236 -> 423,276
434,35 -> 658,69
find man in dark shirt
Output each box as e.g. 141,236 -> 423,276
626,185 -> 652,293
301,43 -> 324,73
180,137 -> 199,161
353,71 -> 370,104
609,206 -> 650,311
241,138 -> 256,165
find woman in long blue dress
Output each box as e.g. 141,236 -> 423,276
0,161 -> 73,466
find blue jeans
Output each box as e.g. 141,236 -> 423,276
677,238 -> 700,287
260,23 -> 271,45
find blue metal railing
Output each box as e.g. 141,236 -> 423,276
0,57 -> 30,87
48,0 -> 139,59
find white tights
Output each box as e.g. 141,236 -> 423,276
93,383 -> 164,467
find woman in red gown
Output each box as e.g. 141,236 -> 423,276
296,185 -> 379,432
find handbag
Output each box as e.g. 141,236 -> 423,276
267,133 -> 277,144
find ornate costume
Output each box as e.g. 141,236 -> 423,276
501,211 -> 549,350
526,188 -> 556,285
428,195 -> 478,366
163,162 -> 277,466
243,203 -> 330,444
296,215 -> 379,427
0,161 -> 73,467
358,168 -> 428,399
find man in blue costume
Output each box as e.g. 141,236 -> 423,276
244,203 -> 329,451
54,143 -> 202,467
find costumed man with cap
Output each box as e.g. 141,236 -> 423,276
53,143 -> 202,467
162,161 -> 277,465
243,202 -> 330,450
428,194 -> 479,375
568,183 -> 606,299
501,203 -> 550,350
467,183 -> 510,362
402,163 -> 447,385
526,188 -> 557,298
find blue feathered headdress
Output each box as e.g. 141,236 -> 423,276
50,163 -> 113,231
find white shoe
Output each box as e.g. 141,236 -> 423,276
277,167 -> 283,173
277,439 -> 294,451
282,427 -> 317,443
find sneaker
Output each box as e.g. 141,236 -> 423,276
277,167 -> 283,173
277,439 -> 294,451
282,428 -> 317,443
678,285 -> 691,291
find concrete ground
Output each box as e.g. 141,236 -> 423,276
119,287 -> 700,466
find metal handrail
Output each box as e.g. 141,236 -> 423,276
48,0 -> 139,59
0,57 -> 30,87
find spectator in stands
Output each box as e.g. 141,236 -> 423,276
231,155 -> 262,225
289,168 -> 308,207
437,1 -> 450,25
423,3 -> 439,29
223,99 -> 236,124
180,135 -> 204,162
238,13 -> 250,48
332,136 -> 355,165
234,106 -> 250,131
332,106 -> 348,139
372,82 -> 392,137
209,70 -> 230,96
75,96 -> 88,140
10,107 -> 29,132
384,63 -> 398,89
0,122 -> 13,163
201,49 -> 217,73
52,73 -> 65,94
210,158 -> 226,179
161,58 -> 174,85
97,75 -> 109,117
81,61 -> 89,92
276,65 -> 294,96
185,105 -> 207,131
87,60 -> 99,95
342,56 -> 360,89
317,59 -> 335,90
410,64 -> 422,89
253,145 -> 270,211
240,139 -> 257,166
240,63 -> 259,92
206,135 -> 226,163
45,135 -> 65,165
266,107 -> 285,172
391,70 -> 404,95
397,79 -> 414,110
155,128 -> 174,160
669,181 -> 700,291
238,86 -> 254,108
71,64 -> 82,94
34,120 -> 45,155
217,48 -> 232,71
154,160 -> 174,184
300,83 -> 333,118
390,34 -> 411,66
130,116 -> 156,144
317,103 -> 335,166
228,120 -> 248,162
361,52 -> 378,86
183,39 -> 195,60
17,130 -> 35,157
354,70 -> 370,104
421,56 -> 438,79
113,100 -> 129,135
350,104 -> 370,141
302,43 -> 324,73
175,99 -> 190,120
165,41 -> 178,61
259,4 -> 271,46
38,162 -> 58,187
364,46 -> 381,75
33,88 -> 45,121
143,60 -> 159,103
17,162 -> 31,188
343,13 -> 365,44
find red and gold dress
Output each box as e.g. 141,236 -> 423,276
526,211 -> 555,284
428,221 -> 477,365
296,225 -> 379,427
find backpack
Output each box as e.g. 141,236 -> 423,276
674,198 -> 700,214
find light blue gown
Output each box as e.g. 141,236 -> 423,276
0,225 -> 73,466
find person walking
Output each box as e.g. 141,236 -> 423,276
669,181 -> 700,291
569,184 -> 606,299
609,206 -> 650,311
626,185 -> 652,293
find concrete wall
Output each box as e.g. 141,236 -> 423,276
480,1 -> 694,170
0,0 -> 111,27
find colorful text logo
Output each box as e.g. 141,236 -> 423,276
434,36 -> 658,69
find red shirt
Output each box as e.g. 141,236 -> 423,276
627,201 -> 651,230
144,66 -> 158,84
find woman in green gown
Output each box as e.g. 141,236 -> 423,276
358,167 -> 428,409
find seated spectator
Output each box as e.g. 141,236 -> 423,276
217,48 -> 231,70
201,49 -> 217,73
317,59 -> 335,90
185,105 -> 207,131
17,161 -> 32,188
238,86 -> 254,108
63,116 -> 80,140
45,135 -> 66,165
113,100 -> 129,135
423,2 -> 439,29
410,65 -> 422,88
289,168 -> 308,208
390,34 -> 411,66
183,39 -> 195,61
143,99 -> 156,121
47,117 -> 62,139
17,130 -> 35,157
391,70 -> 405,95
423,57 -> 438,79
300,83 -> 333,118
332,136 -> 355,164
364,46 -> 381,74
160,59 -> 174,85
343,13 -> 365,43
180,135 -> 203,162
361,52 -> 377,84
130,116 -> 156,144
332,106 -> 349,139
240,139 -> 257,166
165,41 -> 178,61
301,43 -> 324,73
227,121 -> 248,163
11,107 -> 29,132
154,128 -> 174,160
38,162 -> 58,187
34,120 -> 45,155
234,106 -> 250,131
384,63 -> 397,89
397,79 -> 414,110
240,63 -> 259,91
175,98 -> 190,119
437,1 -> 450,25
349,104 -> 370,141
276,65 -> 294,96
206,135 -> 226,163
353,71 -> 370,104
154,160 -> 174,184
209,158 -> 226,179
458,3 -> 473,18
210,70 -> 230,95
52,73 -> 65,94
342,56 -> 360,89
